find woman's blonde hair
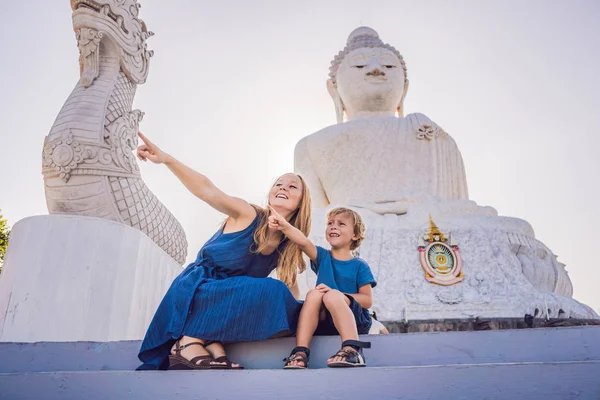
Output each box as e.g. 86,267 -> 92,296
326,207 -> 366,251
253,174 -> 312,287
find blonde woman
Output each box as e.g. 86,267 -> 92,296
136,133 -> 311,370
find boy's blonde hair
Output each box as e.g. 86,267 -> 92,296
326,207 -> 366,251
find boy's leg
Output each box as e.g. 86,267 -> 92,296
297,289 -> 325,347
321,290 -> 359,363
286,289 -> 324,368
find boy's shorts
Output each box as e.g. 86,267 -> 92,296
314,294 -> 372,335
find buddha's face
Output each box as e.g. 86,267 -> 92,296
336,47 -> 406,113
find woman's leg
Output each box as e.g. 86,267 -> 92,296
321,290 -> 358,364
285,289 -> 324,367
171,336 -> 240,368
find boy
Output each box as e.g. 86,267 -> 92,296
268,206 -> 376,368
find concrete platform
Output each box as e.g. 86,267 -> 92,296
1,326 -> 599,399
1,326 -> 599,372
1,361 -> 599,400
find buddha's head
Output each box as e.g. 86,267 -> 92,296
328,27 -> 409,123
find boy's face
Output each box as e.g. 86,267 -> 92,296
325,212 -> 358,250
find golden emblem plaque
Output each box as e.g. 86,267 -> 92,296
418,217 -> 463,286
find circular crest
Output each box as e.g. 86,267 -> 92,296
426,242 -> 456,275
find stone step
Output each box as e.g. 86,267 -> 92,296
1,326 -> 599,373
1,361 -> 599,400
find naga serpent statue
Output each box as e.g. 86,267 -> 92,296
42,0 -> 187,264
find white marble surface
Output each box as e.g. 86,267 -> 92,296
296,114 -> 473,214
0,215 -> 182,342
301,209 -> 596,320
42,0 -> 187,264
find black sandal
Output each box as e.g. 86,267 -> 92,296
283,346 -> 310,369
168,340 -> 221,370
204,340 -> 244,370
327,340 -> 371,368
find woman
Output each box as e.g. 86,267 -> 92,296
135,132 -> 311,370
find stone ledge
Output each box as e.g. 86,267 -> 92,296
1,361 -> 599,400
1,326 -> 599,373
382,316 -> 600,333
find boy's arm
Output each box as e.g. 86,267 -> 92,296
345,284 -> 373,309
268,205 -> 318,261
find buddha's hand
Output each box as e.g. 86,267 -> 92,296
348,200 -> 409,215
349,191 -> 437,215
268,205 -> 292,232
136,132 -> 169,164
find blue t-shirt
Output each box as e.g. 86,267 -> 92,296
311,246 -> 377,293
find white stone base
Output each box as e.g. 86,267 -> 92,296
0,215 -> 182,342
301,207 -> 599,321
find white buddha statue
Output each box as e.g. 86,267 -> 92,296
295,27 -> 481,216
294,27 -> 597,322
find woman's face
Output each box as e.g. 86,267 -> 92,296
269,173 -> 304,217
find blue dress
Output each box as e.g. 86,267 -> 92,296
138,214 -> 301,370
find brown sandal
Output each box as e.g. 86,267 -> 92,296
204,340 -> 244,370
283,346 -> 310,369
168,340 -> 222,370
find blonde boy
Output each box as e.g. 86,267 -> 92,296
269,206 -> 376,368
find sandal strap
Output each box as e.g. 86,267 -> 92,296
178,342 -> 206,350
331,348 -> 356,359
203,340 -> 221,348
341,339 -> 371,349
174,340 -> 206,355
289,346 -> 310,358
213,355 -> 233,366
283,347 -> 310,366
189,354 -> 214,365
283,352 -> 309,362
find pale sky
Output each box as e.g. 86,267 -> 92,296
0,1 -> 598,313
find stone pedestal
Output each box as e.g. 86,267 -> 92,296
301,208 -> 598,321
0,215 -> 182,342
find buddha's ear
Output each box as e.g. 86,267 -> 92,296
327,79 -> 345,124
397,79 -> 410,117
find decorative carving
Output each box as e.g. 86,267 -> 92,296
42,111 -> 144,182
72,0 -> 154,85
416,124 -> 444,140
418,216 -> 464,286
436,288 -> 464,305
76,28 -> 103,88
104,110 -> 144,174
43,131 -> 85,182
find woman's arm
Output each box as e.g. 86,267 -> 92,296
137,132 -> 255,221
345,284 -> 373,309
268,205 -> 317,262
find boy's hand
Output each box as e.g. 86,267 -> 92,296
268,205 -> 292,232
316,283 -> 331,293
